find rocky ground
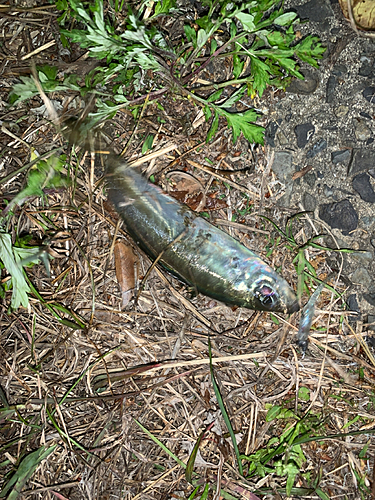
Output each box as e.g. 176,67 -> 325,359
267,0 -> 375,330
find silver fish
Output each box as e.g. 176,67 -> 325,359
107,161 -> 299,314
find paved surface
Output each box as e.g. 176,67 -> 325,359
266,0 -> 375,328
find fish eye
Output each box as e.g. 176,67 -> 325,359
255,284 -> 276,307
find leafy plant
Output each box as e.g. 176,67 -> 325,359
0,154 -> 67,311
261,212 -> 352,300
10,0 -> 325,145
242,404 -> 327,497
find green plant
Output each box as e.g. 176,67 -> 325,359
0,154 -> 67,311
261,212 -> 353,300
10,0 -> 325,145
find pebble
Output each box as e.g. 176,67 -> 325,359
295,123 -> 315,148
272,151 -> 294,184
306,138 -> 327,158
303,192 -> 316,211
351,267 -> 372,287
323,184 -> 334,197
318,199 -> 358,235
276,129 -> 289,146
354,119 -> 371,141
346,293 -> 361,321
363,293 -> 375,307
295,0 -> 333,22
331,149 -> 351,165
367,315 -> 375,332
286,69 -> 319,95
265,121 -> 279,147
326,75 -> 336,104
348,149 -> 375,176
352,173 -> 375,203
363,87 -> 375,103
334,105 -> 349,118
358,58 -> 373,77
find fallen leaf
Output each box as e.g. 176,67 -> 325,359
114,240 -> 138,308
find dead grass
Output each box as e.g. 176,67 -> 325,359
1,2 -> 375,500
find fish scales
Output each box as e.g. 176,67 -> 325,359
107,161 -> 299,314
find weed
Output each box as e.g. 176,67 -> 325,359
10,0 -> 325,145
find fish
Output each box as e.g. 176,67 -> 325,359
106,160 -> 299,314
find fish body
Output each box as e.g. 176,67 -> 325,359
107,161 -> 299,314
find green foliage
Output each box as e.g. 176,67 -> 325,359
262,212 -> 352,300
0,445 -> 56,499
241,404 -> 326,496
0,155 -> 67,311
10,0 -> 325,145
0,233 -> 39,310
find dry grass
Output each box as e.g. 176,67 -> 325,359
1,2 -> 375,500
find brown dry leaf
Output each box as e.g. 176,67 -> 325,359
339,0 -> 375,30
114,239 -> 138,308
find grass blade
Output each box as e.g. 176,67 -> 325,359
208,339 -> 243,476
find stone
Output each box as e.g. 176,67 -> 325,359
354,119 -> 371,141
358,58 -> 373,77
347,293 -> 361,321
295,0 -> 333,22
334,105 -> 349,118
326,75 -> 336,103
331,149 -> 351,165
286,69 -> 319,95
295,123 -> 315,148
351,267 -> 372,287
363,87 -> 375,103
361,215 -> 375,228
363,293 -> 375,307
352,172 -> 375,203
348,149 -> 375,176
272,151 -> 294,184
306,138 -> 327,158
303,172 -> 317,188
276,129 -> 289,146
265,121 -> 279,147
302,192 -> 316,211
319,199 -> 358,235
332,64 -> 347,77
323,184 -> 334,198
367,315 -> 375,332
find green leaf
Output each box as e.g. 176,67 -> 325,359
298,387 -> 310,401
266,405 -> 282,421
232,54 -> 244,79
0,233 -> 32,310
235,12 -> 256,32
315,488 -> 331,500
251,57 -> 270,96
0,445 -> 56,499
208,338 -> 243,476
184,25 -> 196,46
217,108 -> 264,144
206,110 -> 219,142
273,12 -> 297,26
154,0 -> 177,16
295,35 -> 326,68
207,89 -> 224,103
142,134 -> 154,153
186,427 -> 207,483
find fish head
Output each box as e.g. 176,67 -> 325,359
251,272 -> 299,314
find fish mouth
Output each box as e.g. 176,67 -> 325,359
287,299 -> 300,314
